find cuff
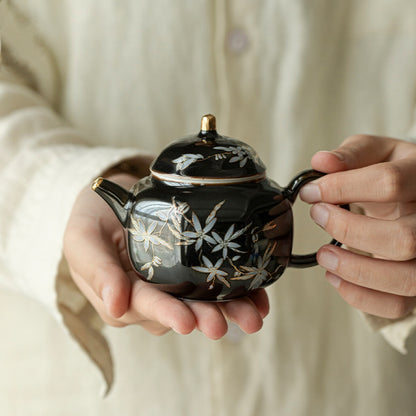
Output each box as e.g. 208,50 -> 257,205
361,310 -> 416,354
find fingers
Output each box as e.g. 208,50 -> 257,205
247,288 -> 270,319
185,301 -> 228,339
317,245 -> 416,319
310,204 -> 416,261
219,297 -> 264,334
301,159 -> 416,205
325,271 -> 416,319
127,281 -> 196,335
184,290 -> 269,339
301,135 -> 416,205
310,135 -> 398,173
64,216 -> 132,318
318,245 -> 416,297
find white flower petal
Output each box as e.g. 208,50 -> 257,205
224,224 -> 235,240
192,266 -> 210,273
204,236 -> 216,245
182,231 -> 198,238
181,159 -> 197,170
148,221 -> 157,234
214,258 -> 224,269
149,235 -> 161,245
202,256 -> 214,268
229,156 -> 241,163
192,212 -> 202,232
211,232 -> 222,244
212,245 -> 223,253
204,218 -> 217,233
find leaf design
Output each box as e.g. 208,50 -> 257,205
172,154 -> 204,170
141,256 -> 162,281
206,200 -> 225,224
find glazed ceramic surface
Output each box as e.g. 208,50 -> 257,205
93,114 -> 341,301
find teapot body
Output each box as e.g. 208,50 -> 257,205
126,176 -> 292,301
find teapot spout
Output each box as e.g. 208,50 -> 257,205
92,177 -> 133,228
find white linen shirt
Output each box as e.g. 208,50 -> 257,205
2,1 -> 416,415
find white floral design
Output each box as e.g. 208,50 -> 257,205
182,212 -> 217,250
232,253 -> 272,290
141,256 -> 162,280
130,218 -> 172,252
192,256 -> 230,289
213,145 -> 250,167
211,223 -> 250,259
131,197 -> 277,291
172,153 -> 204,170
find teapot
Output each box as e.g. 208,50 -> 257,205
92,114 -> 342,301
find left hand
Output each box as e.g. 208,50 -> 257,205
300,134 -> 416,319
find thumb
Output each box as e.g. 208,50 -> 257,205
310,135 -> 396,173
64,216 -> 132,319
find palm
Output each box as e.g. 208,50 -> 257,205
64,173 -> 269,337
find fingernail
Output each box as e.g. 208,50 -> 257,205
321,150 -> 344,162
310,203 -> 329,228
318,250 -> 338,271
299,183 -> 321,203
326,272 -> 341,289
331,151 -> 345,161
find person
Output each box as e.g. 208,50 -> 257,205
1,1 -> 416,415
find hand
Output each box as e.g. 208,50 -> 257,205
300,135 -> 416,319
63,173 -> 269,338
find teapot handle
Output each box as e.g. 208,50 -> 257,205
283,169 -> 349,268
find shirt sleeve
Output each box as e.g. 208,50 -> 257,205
0,61 -> 153,397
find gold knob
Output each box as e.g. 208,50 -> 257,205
200,114 -> 216,132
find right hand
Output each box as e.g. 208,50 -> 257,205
63,173 -> 270,338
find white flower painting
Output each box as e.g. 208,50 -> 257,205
130,218 -> 172,252
182,212 -> 217,251
192,256 -> 230,289
129,197 -> 276,291
172,153 -> 204,170
213,145 -> 250,167
171,146 -> 254,172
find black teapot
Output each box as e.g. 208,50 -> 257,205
92,114 -> 342,301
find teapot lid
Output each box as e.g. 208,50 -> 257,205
150,114 -> 266,185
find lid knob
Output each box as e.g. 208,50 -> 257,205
200,114 -> 216,132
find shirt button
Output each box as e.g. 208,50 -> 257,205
227,28 -> 250,54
